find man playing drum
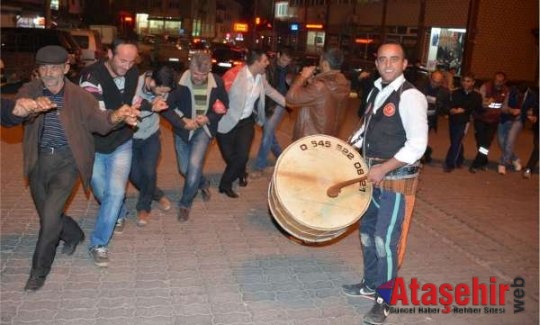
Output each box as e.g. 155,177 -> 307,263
343,41 -> 428,325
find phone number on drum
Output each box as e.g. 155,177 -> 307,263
298,139 -> 368,177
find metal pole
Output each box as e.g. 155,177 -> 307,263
461,0 -> 480,74
415,0 -> 427,64
380,0 -> 388,43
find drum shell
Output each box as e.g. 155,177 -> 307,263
268,135 -> 372,243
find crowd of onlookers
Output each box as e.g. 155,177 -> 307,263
356,65 -> 539,179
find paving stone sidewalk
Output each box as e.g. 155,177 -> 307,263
1,103 -> 538,325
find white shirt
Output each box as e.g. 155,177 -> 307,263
240,68 -> 263,119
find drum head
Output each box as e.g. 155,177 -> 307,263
271,135 -> 372,232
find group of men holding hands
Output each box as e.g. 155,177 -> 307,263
3,36 -> 536,325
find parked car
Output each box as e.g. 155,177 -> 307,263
89,25 -> 117,46
69,29 -> 105,66
211,45 -> 247,75
0,27 -> 83,86
146,34 -> 189,71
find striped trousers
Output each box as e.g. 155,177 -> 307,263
359,188 -> 405,289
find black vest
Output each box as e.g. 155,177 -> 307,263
364,81 -> 415,159
83,62 -> 138,153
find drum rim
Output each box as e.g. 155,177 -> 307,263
268,182 -> 347,243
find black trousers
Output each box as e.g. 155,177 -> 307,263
216,116 -> 255,190
471,120 -> 498,169
29,147 -> 84,277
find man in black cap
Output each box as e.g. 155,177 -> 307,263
9,45 -> 140,291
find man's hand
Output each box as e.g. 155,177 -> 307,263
12,97 -> 57,117
509,107 -> 521,116
358,71 -> 371,80
367,164 -> 387,186
195,115 -> 209,126
300,66 -> 317,80
367,158 -> 406,187
183,117 -> 199,130
449,107 -> 464,115
152,97 -> 169,112
111,104 -> 141,125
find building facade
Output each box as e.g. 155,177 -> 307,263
280,0 -> 538,82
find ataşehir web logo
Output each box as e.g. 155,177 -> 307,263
377,277 -> 526,315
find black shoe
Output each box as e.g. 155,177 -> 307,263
469,167 -> 477,174
24,275 -> 46,292
363,296 -> 390,325
443,167 -> 453,173
200,188 -> 211,202
219,187 -> 239,198
238,175 -> 248,187
177,206 -> 191,222
62,233 -> 85,256
342,279 -> 376,300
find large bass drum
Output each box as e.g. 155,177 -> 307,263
268,135 -> 372,243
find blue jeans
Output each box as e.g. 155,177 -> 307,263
359,188 -> 405,289
444,122 -> 468,169
498,119 -> 522,166
254,106 -> 286,170
130,131 -> 164,212
90,140 -> 132,248
174,129 -> 211,208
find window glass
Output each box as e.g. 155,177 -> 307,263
73,35 -> 90,49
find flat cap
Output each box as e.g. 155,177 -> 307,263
35,45 -> 69,65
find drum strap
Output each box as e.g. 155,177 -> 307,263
348,88 -> 379,148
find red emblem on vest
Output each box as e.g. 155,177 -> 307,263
383,103 -> 396,117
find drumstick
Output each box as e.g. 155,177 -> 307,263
326,176 -> 369,198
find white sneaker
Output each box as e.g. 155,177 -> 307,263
512,159 -> 522,172
89,246 -> 109,267
523,169 -> 531,179
498,165 -> 506,175
113,218 -> 125,234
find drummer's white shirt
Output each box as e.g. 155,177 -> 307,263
353,74 -> 428,165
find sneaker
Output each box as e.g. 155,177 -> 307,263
498,165 -> 506,175
523,168 -> 531,179
342,279 -> 376,300
158,196 -> 171,211
249,170 -> 264,180
512,159 -> 522,172
363,296 -> 390,325
177,207 -> 190,222
137,210 -> 150,227
113,218 -> 125,234
89,246 -> 109,267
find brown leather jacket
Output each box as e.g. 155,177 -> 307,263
16,78 -> 117,189
286,70 -> 350,140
